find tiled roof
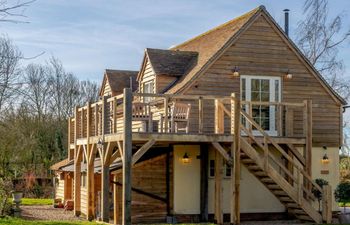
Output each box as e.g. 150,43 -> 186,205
100,69 -> 138,96
166,6 -> 262,93
50,159 -> 72,171
146,48 -> 198,77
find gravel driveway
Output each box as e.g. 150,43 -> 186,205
21,205 -> 85,221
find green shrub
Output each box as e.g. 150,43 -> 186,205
334,181 -> 350,210
312,178 -> 329,211
0,178 -> 13,216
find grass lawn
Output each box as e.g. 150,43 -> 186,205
0,217 -> 98,225
338,202 -> 350,207
7,198 -> 53,206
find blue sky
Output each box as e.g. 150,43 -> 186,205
0,0 -> 349,83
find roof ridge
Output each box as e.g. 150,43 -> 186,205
170,6 -> 262,50
105,69 -> 138,73
146,47 -> 198,55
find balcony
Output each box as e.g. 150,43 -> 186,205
68,88 -> 312,149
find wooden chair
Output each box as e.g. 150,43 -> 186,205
160,102 -> 191,133
132,102 -> 153,132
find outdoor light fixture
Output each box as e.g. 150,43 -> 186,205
285,70 -> 293,79
321,146 -> 330,164
97,138 -> 104,149
181,152 -> 190,164
232,66 -> 240,77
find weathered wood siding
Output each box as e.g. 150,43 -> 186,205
139,57 -> 177,94
81,186 -> 88,215
80,173 -> 101,216
114,153 -> 172,224
102,79 -> 112,96
139,59 -> 156,93
156,75 -> 177,93
183,14 -> 342,147
55,173 -> 65,200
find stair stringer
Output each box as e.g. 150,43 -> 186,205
240,137 -> 323,223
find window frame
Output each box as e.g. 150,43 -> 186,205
240,75 -> 281,136
142,80 -> 155,103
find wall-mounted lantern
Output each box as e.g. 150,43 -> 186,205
285,70 -> 293,79
97,138 -> 104,150
231,66 -> 240,77
321,146 -> 330,164
181,152 -> 190,164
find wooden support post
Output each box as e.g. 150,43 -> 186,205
322,185 -> 332,223
232,93 -> 240,225
102,96 -> 107,135
114,174 -> 120,225
122,88 -> 132,225
113,99 -> 117,133
164,97 -> 169,133
85,102 -> 95,220
285,107 -> 294,137
101,163 -> 110,222
214,150 -> 223,224
199,97 -> 203,134
230,143 -> 235,224
87,145 -> 96,220
74,146 -> 82,216
166,151 -> 171,216
200,144 -> 208,221
248,101 -> 252,133
215,99 -> 224,134
95,106 -> 98,136
304,100 -> 312,177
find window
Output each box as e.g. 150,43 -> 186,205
209,159 -> 232,178
240,76 -> 281,136
143,81 -> 154,103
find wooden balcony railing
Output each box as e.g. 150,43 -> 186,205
68,90 -> 311,143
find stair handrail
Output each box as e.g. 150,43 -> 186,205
240,109 -> 323,194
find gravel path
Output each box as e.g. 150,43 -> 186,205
21,205 -> 85,221
19,205 -> 340,224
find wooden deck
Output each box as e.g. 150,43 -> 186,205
68,89 -> 331,225
73,134 -> 306,147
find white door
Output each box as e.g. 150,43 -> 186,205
241,75 -> 281,136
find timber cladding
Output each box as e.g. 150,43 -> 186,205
113,153 -> 172,224
182,14 -> 342,147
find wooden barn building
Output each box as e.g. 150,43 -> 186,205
51,6 -> 344,225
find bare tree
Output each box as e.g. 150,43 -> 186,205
0,35 -> 22,111
23,63 -> 51,119
296,0 -> 350,100
79,80 -> 99,104
0,0 -> 35,23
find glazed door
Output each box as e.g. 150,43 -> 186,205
241,76 -> 281,136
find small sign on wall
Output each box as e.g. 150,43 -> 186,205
321,170 -> 329,175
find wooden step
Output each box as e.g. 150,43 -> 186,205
286,203 -> 300,209
253,171 -> 267,177
291,209 -> 307,215
247,165 -> 261,171
273,190 -> 288,196
241,158 -> 255,164
260,178 -> 275,184
279,197 -> 294,202
266,184 -> 282,190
